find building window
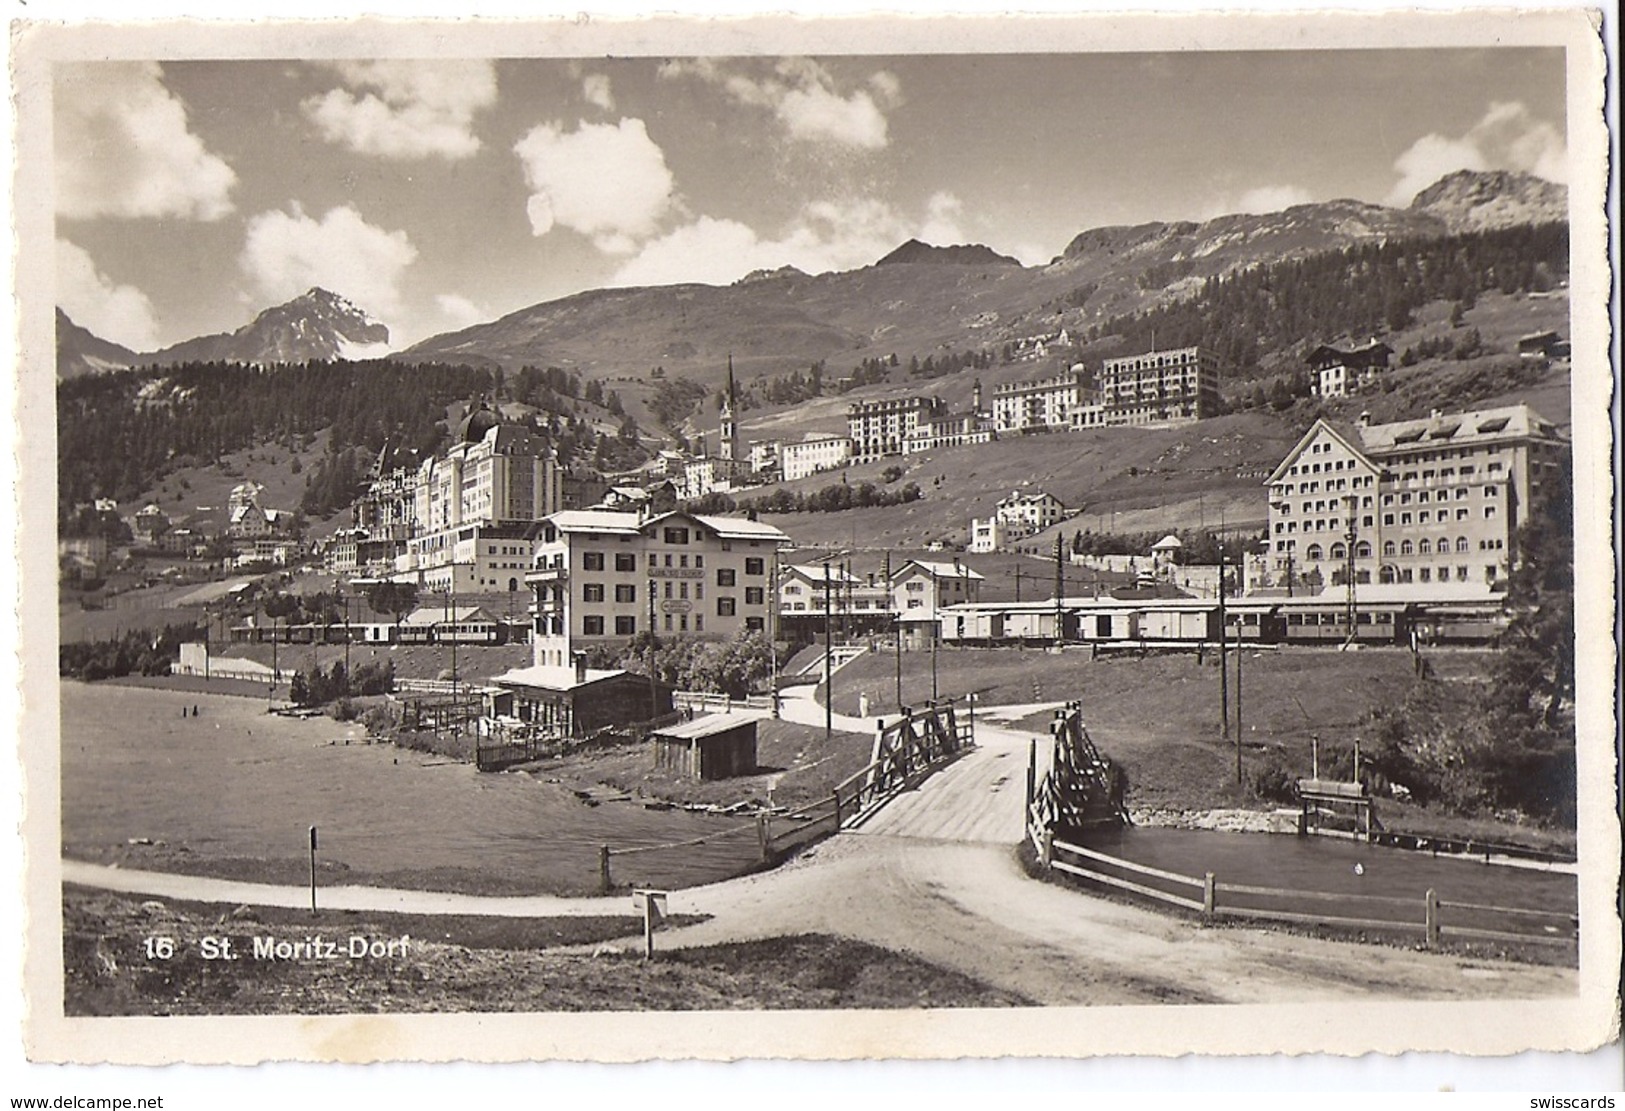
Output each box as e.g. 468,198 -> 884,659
1456,537 -> 1470,553
582,615 -> 605,635
1419,568 -> 1431,583
1457,567 -> 1470,582
664,614 -> 673,631
1456,508 -> 1469,521
1484,505 -> 1497,519
1418,539 -> 1431,554
695,615 -> 704,632
695,555 -> 704,568
717,568 -> 736,587
745,616 -> 764,632
1383,514 -> 1395,527
745,557 -> 765,575
663,527 -> 690,544
582,583 -> 605,602
615,615 -> 636,635
717,597 -> 737,617
582,551 -> 604,571
1330,543 -> 1346,560
1400,540 -> 1414,555
615,584 -> 636,603
745,587 -> 764,605
1306,544 -> 1323,561
615,553 -> 636,572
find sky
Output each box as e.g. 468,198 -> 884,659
52,49 -> 1568,353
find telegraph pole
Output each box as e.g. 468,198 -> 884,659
1054,533 -> 1064,649
1218,544 -> 1230,745
646,578 -> 658,719
823,560 -> 833,741
886,550 -> 900,711
1344,494 -> 1359,646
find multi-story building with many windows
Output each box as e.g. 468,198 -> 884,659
780,434 -> 854,481
777,562 -> 895,638
846,396 -> 944,461
992,367 -> 1096,433
527,509 -> 791,668
1263,404 -> 1566,593
1098,346 -> 1220,427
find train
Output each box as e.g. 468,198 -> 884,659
936,590 -> 1509,650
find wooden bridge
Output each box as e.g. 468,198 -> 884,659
1026,700 -> 1129,841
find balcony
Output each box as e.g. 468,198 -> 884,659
524,565 -> 569,585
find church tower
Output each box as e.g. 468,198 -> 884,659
719,354 -> 739,466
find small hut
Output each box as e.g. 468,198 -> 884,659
650,712 -> 760,780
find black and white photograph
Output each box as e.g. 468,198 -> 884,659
8,4 -> 1619,1081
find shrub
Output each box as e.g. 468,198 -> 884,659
1250,750 -> 1298,804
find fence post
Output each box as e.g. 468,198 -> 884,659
1040,827 -> 1053,869
1025,737 -> 1036,816
599,844 -> 612,893
1203,872 -> 1216,921
756,813 -> 770,862
831,789 -> 842,830
1425,888 -> 1439,949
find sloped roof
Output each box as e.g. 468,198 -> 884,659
650,711 -> 765,741
490,664 -> 629,692
1356,403 -> 1562,454
547,509 -> 645,536
897,559 -> 985,581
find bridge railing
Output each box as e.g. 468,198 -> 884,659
1026,824 -> 1577,951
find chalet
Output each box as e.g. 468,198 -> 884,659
1307,342 -> 1393,399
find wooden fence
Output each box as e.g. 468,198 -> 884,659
1028,700 -> 1128,834
1026,823 -> 1578,951
594,696 -> 975,890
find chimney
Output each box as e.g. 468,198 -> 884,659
572,651 -> 587,685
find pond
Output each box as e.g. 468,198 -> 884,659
60,682 -> 764,895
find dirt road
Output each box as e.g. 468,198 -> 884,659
61,680 -> 1575,1006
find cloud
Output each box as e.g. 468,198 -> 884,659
582,74 -> 616,112
611,193 -> 971,288
1386,100 -> 1567,205
56,238 -> 162,351
54,61 -> 236,222
434,293 -> 489,330
513,118 -> 677,251
1201,184 -> 1317,219
661,57 -> 901,149
239,204 -> 418,320
303,60 -> 497,160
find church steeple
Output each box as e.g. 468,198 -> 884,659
719,354 -> 739,463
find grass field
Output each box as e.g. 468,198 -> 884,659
64,886 -> 1028,1014
824,643 -> 1573,852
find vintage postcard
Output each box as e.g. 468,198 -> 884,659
9,5 -> 1619,1074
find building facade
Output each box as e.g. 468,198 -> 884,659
527,510 -> 790,668
1264,404 -> 1566,593
995,490 -> 1067,536
777,562 -> 894,637
1098,346 -> 1220,427
903,410 -> 997,455
846,396 -> 944,462
1307,342 -> 1393,399
992,367 -> 1095,433
780,434 -> 854,481
891,559 -> 984,646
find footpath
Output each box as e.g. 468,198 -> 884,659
59,674 -> 1576,1005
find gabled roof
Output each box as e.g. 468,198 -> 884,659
689,513 -> 791,543
490,664 -> 630,692
1356,404 -> 1562,454
401,604 -> 496,627
546,509 -> 645,536
1264,418 -> 1379,486
895,559 -> 985,582
784,563 -> 865,585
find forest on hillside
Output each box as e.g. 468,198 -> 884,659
56,359 -> 646,523
1072,222 -> 1569,377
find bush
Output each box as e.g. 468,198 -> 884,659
328,697 -> 359,722
361,705 -> 396,736
1250,750 -> 1298,804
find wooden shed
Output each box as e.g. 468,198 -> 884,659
491,659 -> 673,737
650,713 -> 760,780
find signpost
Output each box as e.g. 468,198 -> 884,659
633,888 -> 668,960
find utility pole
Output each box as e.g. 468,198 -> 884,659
646,578 -> 658,719
1233,604 -> 1244,785
1014,567 -> 1022,601
823,560 -> 833,740
1344,494 -> 1359,646
930,576 -> 939,702
1218,544 -> 1230,745
1054,533 -> 1064,649
886,550 -> 900,711
768,556 -> 780,719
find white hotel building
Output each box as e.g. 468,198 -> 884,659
527,509 -> 791,667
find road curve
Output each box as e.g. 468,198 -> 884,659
61,684 -> 1575,1006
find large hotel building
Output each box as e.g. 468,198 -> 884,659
526,509 -> 791,667
1264,403 -> 1566,592
1098,346 -> 1220,426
